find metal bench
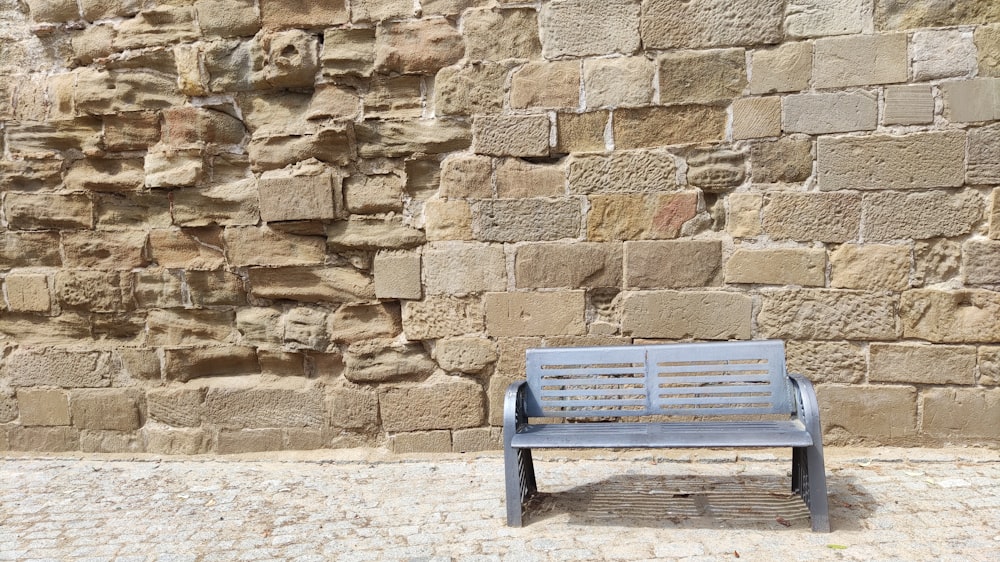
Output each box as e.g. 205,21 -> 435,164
503,340 -> 830,531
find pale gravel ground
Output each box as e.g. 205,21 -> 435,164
1,447 -> 997,561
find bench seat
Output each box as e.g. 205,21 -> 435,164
510,420 -> 814,449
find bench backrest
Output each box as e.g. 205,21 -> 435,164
523,340 -> 795,418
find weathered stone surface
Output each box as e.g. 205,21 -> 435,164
726,193 -> 762,237
76,69 -> 185,115
386,431 -> 451,453
621,290 -> 752,340
379,374 -> 484,432
941,78 -> 1000,123
485,291 -> 586,337
196,0 -> 260,37
903,290 -> 1000,343
922,388 -> 1000,441
148,227 -> 226,270
65,158 -> 145,192
750,42 -> 811,94
328,303 -> 400,343
248,127 -> 354,171
4,274 -> 51,313
172,182 -> 260,227
215,429 -> 284,453
658,49 -> 746,105
686,149 -> 746,191
144,148 -> 205,188
402,296 -> 485,340
614,106 -> 726,149
61,230 -> 147,270
184,270 -> 246,306
147,309 -> 237,346
817,385 -> 917,443
163,347 -> 260,381
463,8 -> 540,61
883,85 -> 935,125
515,243 -> 622,289
584,57 -> 655,109
248,266 -> 375,304
914,240 -> 962,286
473,198 -> 581,242
751,137 -> 812,184
911,30 -> 977,81
328,382 -> 378,430
344,173 -> 404,214
782,91 -> 878,135
641,0 -> 784,49
17,390 -> 70,426
374,18 -> 464,74
625,240 -> 722,288
259,0 -> 348,29
224,227 -> 325,267
818,132 -> 966,191
70,389 -> 142,431
814,33 -> 908,88
133,270 -> 184,309
785,0 -> 864,38
162,107 -> 246,146
321,28 -> 375,77
510,61 -> 580,109
101,112 -> 160,151
259,163 -> 343,223
327,216 -> 425,250
438,155 -> 492,199
762,193 -> 860,243
732,97 -> 781,140
963,240 -> 1000,285
280,307 -> 328,351
568,150 -> 678,194
472,114 -> 549,157
4,193 -> 93,230
94,192 -> 172,229
587,192 -> 699,241
870,343 -> 976,385
976,24 -> 1000,77
435,62 -> 512,116
147,388 -> 205,428
55,270 -> 130,313
204,383 -> 324,428
6,427 -> 81,452
356,119 -> 470,158
373,251 -> 421,300
424,243 -> 507,295
351,0 -> 413,23
434,337 -> 498,374
785,341 -> 865,384
0,314 -> 92,345
344,339 -> 435,383
992,190 -> 1000,240
875,0 -> 1000,31
115,7 -> 198,49
831,244 -> 911,291
424,200 -> 474,241
967,124 -> 1000,184
25,0 -> 81,22
0,159 -> 61,191
452,427 -> 501,452
364,75 -> 422,119
862,190 -> 982,241
496,158 -> 566,198
724,248 -> 826,286
540,0 -> 640,58
979,347 -> 1000,386
758,290 -> 898,341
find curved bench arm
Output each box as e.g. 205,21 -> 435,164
788,373 -> 831,532
788,373 -> 822,440
503,381 -> 528,447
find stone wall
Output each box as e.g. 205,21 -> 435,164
1,0 -> 999,454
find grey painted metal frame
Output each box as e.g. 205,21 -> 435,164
503,340 -> 831,532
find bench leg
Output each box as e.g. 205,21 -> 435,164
793,445 -> 831,532
504,446 -> 537,527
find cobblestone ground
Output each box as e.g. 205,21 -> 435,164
1,448 -> 997,561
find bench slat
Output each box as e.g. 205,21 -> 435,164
510,420 -> 813,448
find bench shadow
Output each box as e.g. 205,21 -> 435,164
524,473 -> 873,532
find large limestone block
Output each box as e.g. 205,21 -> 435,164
172,181 -> 260,227
204,383 -> 324,428
621,290 -> 752,340
259,0 -> 348,29
976,24 -> 1000,78
248,266 -> 375,304
64,158 -> 144,192
328,303 -> 401,343
762,193 -> 860,243
967,124 -> 1000,184
8,350 -> 114,389
814,34 -> 908,88
344,339 -> 436,383
587,193 -> 699,241
379,374 -> 484,432
750,42 -> 812,94
374,18 -> 464,74
862,190 -> 982,241
321,28 -> 375,77
625,240 -> 722,288
4,193 -> 93,230
818,132 -> 966,191
963,240 -> 1000,284
496,158 -> 566,198
55,270 -> 130,313
785,341 -> 865,384
830,244 -> 911,291
352,0 -> 413,23
424,243 -> 507,295
817,385 -> 917,443
402,296 -> 485,340
642,0 -> 783,49
258,163 -> 343,223
473,198 -> 581,242
870,343 -> 976,385
614,106 -> 726,149
146,309 -> 237,346
568,150 -> 678,194
902,289 -> 1000,343
4,274 -> 51,313
94,192 -> 171,230
785,0 -> 864,38
922,388 -> 1000,441
435,62 -> 513,116
539,0 -> 640,58
515,243 -> 622,289
911,30 -> 977,81
25,0 -> 81,21
0,232 -> 61,268
345,173 -> 404,213
144,148 -> 205,188
883,85 -> 935,126
17,389 -> 70,427
328,382 -> 378,429
223,226 -> 326,267
248,127 -> 354,171
70,389 -> 143,431
726,193 -> 762,238
61,230 -> 148,270
782,91 -> 877,135
658,49 -> 746,105
147,388 -> 205,428
5,118 -> 102,158
434,337 -> 498,373
374,251 -> 422,300
758,289 -> 898,341
724,248 -> 825,286
463,8 -> 540,61
148,227 -> 226,270
163,347 -> 261,381
326,216 -> 425,250
875,0 -> 1000,30
584,57 -> 655,109
6,427 -> 80,452
732,97 -> 781,140
115,7 -> 198,49
162,107 -> 246,146
472,115 -> 549,157
554,111 -> 606,153
510,61 -> 580,109
195,0 -> 260,37
0,313 -> 93,345
424,200 -> 474,241
485,291 -> 586,337
356,119 -> 470,158
750,137 -> 812,184
439,155 -> 491,198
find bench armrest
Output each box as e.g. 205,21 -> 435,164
503,381 -> 528,447
788,373 -> 823,442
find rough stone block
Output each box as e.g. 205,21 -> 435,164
726,193 -> 762,237
356,119 -> 470,158
817,385 -> 917,443
625,240 -> 722,288
871,344 -> 976,385
162,107 -> 246,146
473,198 -> 581,242
328,303 -> 400,344
831,244 -> 911,291
875,0 -> 1000,31
817,132 -> 965,191
463,7 -> 540,61
328,382 -> 378,430
148,227 -> 225,270
568,149 -> 678,194
327,216 -> 425,250
115,7 -> 198,49
379,374 -> 484,432
249,127 -> 354,171
751,137 -> 812,184
17,390 -> 71,426
344,339 -> 436,383
6,427 -> 80,452
351,0 -> 413,22
375,18 -> 464,74
439,155 -> 492,199
658,49 -> 746,105
257,163 -> 342,222
583,57 -> 655,108
621,290 -> 752,340
224,227 -> 326,267
758,289 -> 898,341
434,337 -> 498,374
978,346 -> 1000,386
883,85 -> 935,126
55,271 -> 130,313
941,78 -> 1000,123
321,28 -> 375,77
424,243 -> 507,295
964,240 -> 1000,284
435,62 -> 512,116
641,0 -> 784,49
967,124 -> 1000,185
750,42 -> 811,94
216,429 -> 284,454
732,97 -> 781,140
785,0 -> 864,38
922,388 -> 1000,441
363,75 -> 422,119
510,61 -> 579,109
283,307 -> 329,351
144,148 -> 205,188
71,389 -> 142,431
913,239 -> 962,287
4,193 -> 93,230
686,149 -> 746,192
0,159 -> 62,192
205,383 -> 324,429
259,0 -> 348,29
813,33 -> 908,89
587,193 -> 700,241
785,341 -> 865,384
724,248 -> 826,286
976,24 -> 1000,77
912,30 -> 977,81
146,309 -> 237,346
25,0 -> 81,21
540,0 -> 640,58
763,193 -> 860,243
172,181 -> 259,227
163,347 -> 260,382
61,230 -> 148,270
64,158 -> 145,192
374,251 -> 422,300
613,106 -> 726,149
76,69 -> 185,115
485,291 -> 586,337
496,158 -> 567,198
555,112 -> 608,154
473,114 -> 549,157
196,0 -> 260,37
452,427 -> 502,452
782,91 -> 878,135
424,200 -> 474,241
345,173 -> 404,214
402,296 -> 485,340
249,266 -> 375,304
147,388 -> 205,428
515,243 -> 622,289
388,431 -> 453,453
4,274 -> 51,313
862,190 -> 982,241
